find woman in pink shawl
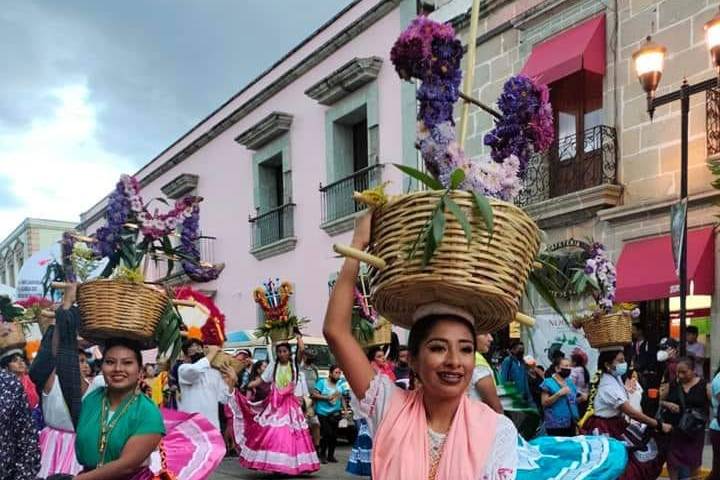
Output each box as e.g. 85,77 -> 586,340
324,214 -> 518,480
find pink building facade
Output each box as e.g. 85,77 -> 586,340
78,0 -> 419,335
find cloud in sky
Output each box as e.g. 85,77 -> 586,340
0,0 -> 353,238
0,83 -> 135,234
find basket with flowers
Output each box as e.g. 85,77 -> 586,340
567,241 -> 637,348
335,16 -> 556,333
254,279 -> 308,342
351,271 -> 391,347
0,295 -> 27,352
42,174 -> 222,360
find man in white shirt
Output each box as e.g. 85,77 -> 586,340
178,339 -> 236,430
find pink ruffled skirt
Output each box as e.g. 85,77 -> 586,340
230,383 -> 320,475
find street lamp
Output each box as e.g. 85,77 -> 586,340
632,9 -> 720,356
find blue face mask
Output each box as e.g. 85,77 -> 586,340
614,362 -> 628,377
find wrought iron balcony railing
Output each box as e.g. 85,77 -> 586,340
165,234 -> 216,277
707,87 -> 720,156
319,163 -> 384,224
516,125 -> 618,207
249,203 -> 296,249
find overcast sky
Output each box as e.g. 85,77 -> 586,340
0,0 -> 353,239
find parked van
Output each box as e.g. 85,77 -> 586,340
223,336 -> 334,378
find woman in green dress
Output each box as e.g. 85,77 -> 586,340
74,337 -> 165,479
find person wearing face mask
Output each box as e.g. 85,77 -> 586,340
177,338 -> 237,431
500,340 -> 533,406
579,349 -> 671,479
659,356 -> 711,480
540,358 -> 580,436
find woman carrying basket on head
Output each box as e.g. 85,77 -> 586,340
326,214 -> 518,480
38,284 -> 226,480
228,331 -> 320,475
580,349 -> 672,480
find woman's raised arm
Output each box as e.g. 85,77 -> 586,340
323,214 -> 375,399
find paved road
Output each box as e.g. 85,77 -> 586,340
210,445 -> 360,479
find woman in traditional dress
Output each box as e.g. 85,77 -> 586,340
29,299 -> 104,477
368,346 -> 395,382
659,356 -> 711,480
326,215 -> 518,479
38,284 -> 226,480
229,333 -> 320,475
73,337 -> 165,478
580,349 -> 671,479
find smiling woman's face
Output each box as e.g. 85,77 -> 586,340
102,345 -> 141,392
410,318 -> 475,400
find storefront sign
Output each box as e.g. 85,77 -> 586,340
523,312 -> 598,375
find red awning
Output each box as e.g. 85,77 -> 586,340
615,227 -> 715,303
521,14 -> 606,85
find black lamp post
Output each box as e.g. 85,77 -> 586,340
632,10 -> 720,356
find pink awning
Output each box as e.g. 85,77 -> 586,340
615,227 -> 715,303
521,14 -> 606,85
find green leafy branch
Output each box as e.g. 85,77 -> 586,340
394,164 -> 494,267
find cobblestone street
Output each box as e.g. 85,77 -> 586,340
210,446 -> 358,479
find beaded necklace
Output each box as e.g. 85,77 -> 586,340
97,391 -> 138,466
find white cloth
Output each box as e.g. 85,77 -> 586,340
261,360 -> 307,397
178,357 -> 231,430
593,373 -> 629,418
42,374 -> 105,432
352,374 -> 518,479
466,365 -> 492,402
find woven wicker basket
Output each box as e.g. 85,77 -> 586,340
269,325 -> 295,343
366,191 -> 540,332
582,311 -> 632,349
211,351 -> 245,374
0,322 -> 26,352
363,319 -> 392,348
77,279 -> 168,347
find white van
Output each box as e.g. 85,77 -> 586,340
223,336 -> 334,378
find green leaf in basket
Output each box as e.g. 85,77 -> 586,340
444,196 -> 472,245
528,270 -> 568,323
449,168 -> 466,190
393,164 -> 443,190
471,191 -> 494,241
422,202 -> 445,267
422,227 -> 437,268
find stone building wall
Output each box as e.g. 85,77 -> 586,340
432,0 -> 720,364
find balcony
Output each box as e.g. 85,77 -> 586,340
163,235 -> 224,286
319,163 -> 384,235
515,125 -> 622,228
249,203 -> 297,260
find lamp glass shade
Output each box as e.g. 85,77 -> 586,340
707,21 -> 720,49
632,37 -> 667,95
705,12 -> 720,69
634,48 -> 665,77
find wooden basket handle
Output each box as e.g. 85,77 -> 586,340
333,244 -> 387,271
514,312 -> 535,328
